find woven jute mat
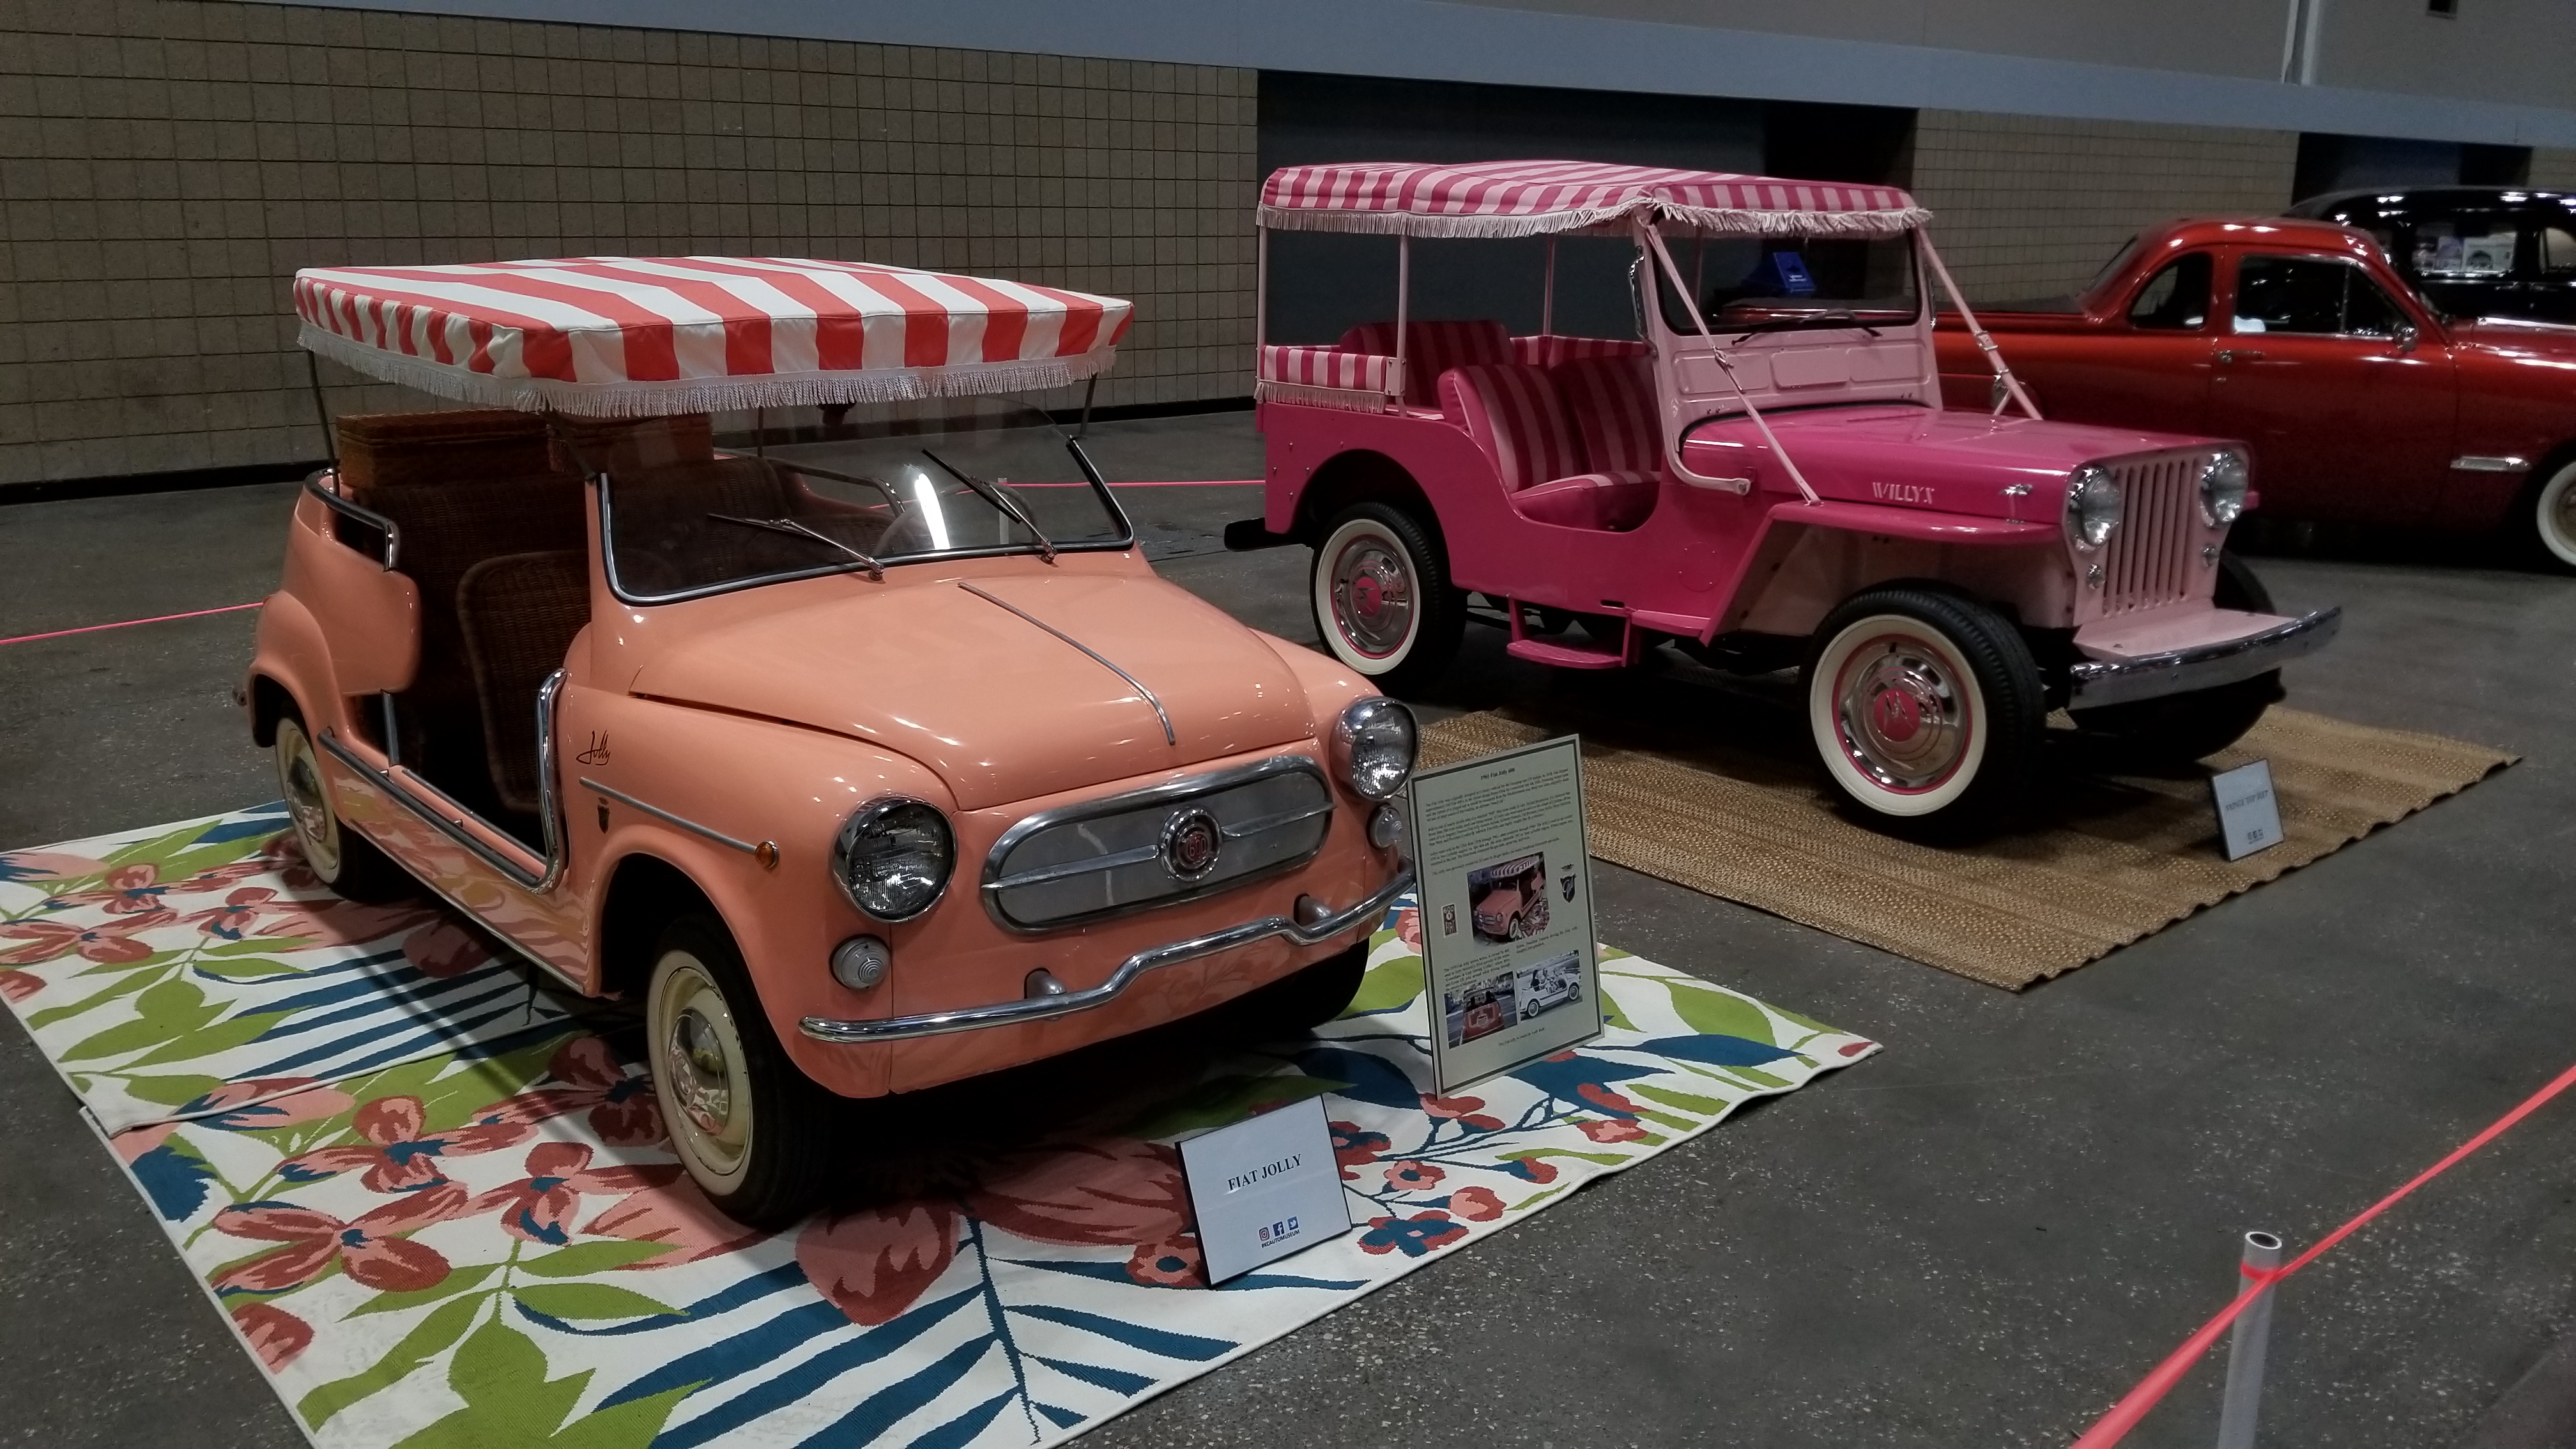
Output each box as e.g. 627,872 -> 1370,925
1419,704 -> 2515,990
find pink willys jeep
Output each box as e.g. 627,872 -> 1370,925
1230,161 -> 2343,828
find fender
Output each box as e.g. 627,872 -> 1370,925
1725,504 -> 2071,638
245,588 -> 351,741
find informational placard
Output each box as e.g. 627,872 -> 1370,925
1407,734 -> 1600,1094
1177,1096 -> 1351,1284
2210,758 -> 2284,861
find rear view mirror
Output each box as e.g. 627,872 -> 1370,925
2395,321 -> 2421,352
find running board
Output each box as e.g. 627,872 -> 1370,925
1505,637 -> 1629,670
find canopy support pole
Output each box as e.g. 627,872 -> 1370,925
1254,224 -> 1269,355
1641,223 -> 1821,507
1541,236 -> 1556,337
1394,234 -> 1411,413
305,351 -> 337,470
1077,375 -> 1096,439
1918,229 -> 2041,420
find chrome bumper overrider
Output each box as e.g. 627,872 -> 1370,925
797,866 -> 1416,1044
2066,607 -> 2342,709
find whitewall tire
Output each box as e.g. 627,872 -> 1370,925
643,913 -> 838,1228
2532,460 -> 2576,571
273,712 -> 406,901
1309,503 -> 1463,694
1802,588 -> 2046,832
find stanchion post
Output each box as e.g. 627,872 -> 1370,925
2216,1230 -> 2285,1449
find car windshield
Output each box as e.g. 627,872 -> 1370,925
585,397 -> 1131,602
1653,227 -> 1920,336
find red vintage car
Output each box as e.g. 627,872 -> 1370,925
1934,218 -> 2576,568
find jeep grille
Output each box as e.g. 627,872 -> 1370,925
2099,452 -> 2202,615
981,756 -> 1334,932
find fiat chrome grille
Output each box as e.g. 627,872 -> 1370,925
981,756 -> 1335,932
2098,451 -> 2202,617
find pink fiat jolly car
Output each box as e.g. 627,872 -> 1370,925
247,257 -> 1416,1224
1232,162 -> 2342,828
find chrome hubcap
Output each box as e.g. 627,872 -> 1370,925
664,1006 -> 734,1136
283,750 -> 328,841
1836,639 -> 1969,790
1331,537 -> 1414,658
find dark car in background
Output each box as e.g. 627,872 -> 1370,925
2287,186 -> 2576,325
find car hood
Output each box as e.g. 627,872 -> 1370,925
1696,405 -> 2225,519
629,572 -> 1315,810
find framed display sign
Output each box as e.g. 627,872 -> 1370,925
1177,1096 -> 1351,1284
1406,734 -> 1602,1094
2209,758 -> 2284,861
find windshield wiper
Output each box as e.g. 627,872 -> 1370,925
706,512 -> 883,581
1721,308 -> 1883,340
921,448 -> 1056,564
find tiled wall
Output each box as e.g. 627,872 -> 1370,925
1908,111 -> 2300,303
2530,148 -> 2576,190
0,1 -> 1256,486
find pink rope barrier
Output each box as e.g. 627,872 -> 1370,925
0,600 -> 264,648
2070,1060 -> 2576,1448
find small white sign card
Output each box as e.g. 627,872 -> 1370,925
1406,733 -> 1603,1095
1177,1095 -> 1351,1284
2210,758 -> 2284,861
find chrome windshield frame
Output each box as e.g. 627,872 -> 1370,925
596,413 -> 1136,610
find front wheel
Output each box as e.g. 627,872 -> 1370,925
2525,459 -> 2576,571
1310,503 -> 1465,695
1802,587 -> 2046,831
647,914 -> 839,1229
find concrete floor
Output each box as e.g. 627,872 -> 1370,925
3,411 -> 2572,1448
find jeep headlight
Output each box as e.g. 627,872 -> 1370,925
2065,464 -> 2123,551
2199,448 -> 2250,526
1332,697 -> 1416,800
831,797 -> 954,921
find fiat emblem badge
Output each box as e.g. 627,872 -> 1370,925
1160,808 -> 1223,882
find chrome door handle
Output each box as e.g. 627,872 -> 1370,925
2215,349 -> 2267,364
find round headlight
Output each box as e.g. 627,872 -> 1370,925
831,797 -> 954,921
2200,448 -> 2250,526
2064,464 -> 2124,551
1332,697 -> 1417,801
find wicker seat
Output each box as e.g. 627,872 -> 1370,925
335,412 -> 589,815
456,549 -> 592,815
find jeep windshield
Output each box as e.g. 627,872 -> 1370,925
1653,228 -> 1920,337
589,397 -> 1133,603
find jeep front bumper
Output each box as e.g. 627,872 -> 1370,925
2066,606 -> 2342,709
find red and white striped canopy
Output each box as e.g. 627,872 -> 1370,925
294,257 -> 1133,417
1261,160 -> 1926,239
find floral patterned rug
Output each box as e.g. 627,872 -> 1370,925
5,807 -> 1879,1449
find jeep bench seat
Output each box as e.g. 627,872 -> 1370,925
1438,358 -> 1660,533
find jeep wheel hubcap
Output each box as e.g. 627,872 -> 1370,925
1837,637 -> 1970,792
1331,536 -> 1414,658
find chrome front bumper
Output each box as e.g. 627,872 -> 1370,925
2066,607 -> 2342,709
798,866 -> 1414,1045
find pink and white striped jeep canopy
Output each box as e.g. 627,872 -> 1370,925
1259,160 -> 1927,239
293,257 -> 1133,417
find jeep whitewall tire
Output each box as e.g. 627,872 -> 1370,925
1310,503 -> 1464,694
1802,588 -> 2046,831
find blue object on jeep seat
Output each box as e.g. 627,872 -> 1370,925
1758,252 -> 1816,296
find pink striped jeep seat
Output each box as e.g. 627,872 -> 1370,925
1438,364 -> 1657,532
1508,334 -> 1653,369
1553,353 -> 1660,476
1341,319 -> 1512,406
